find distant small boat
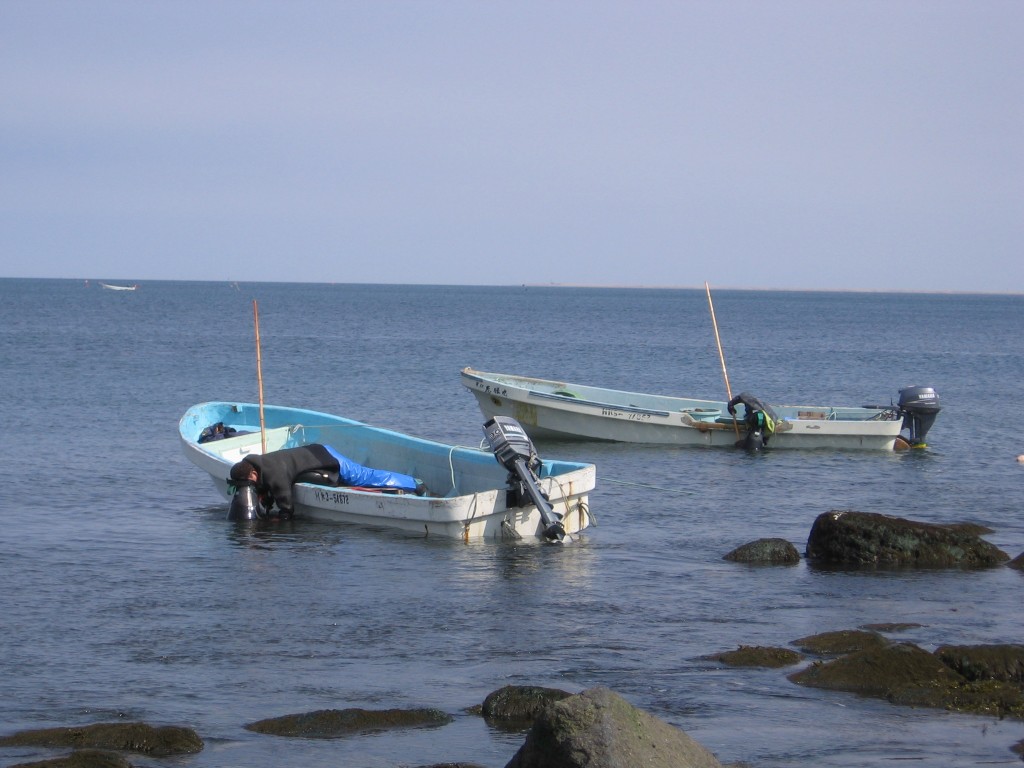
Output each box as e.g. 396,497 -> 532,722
461,368 -> 941,451
100,282 -> 137,291
179,401 -> 595,541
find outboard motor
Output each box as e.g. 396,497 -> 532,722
898,386 -> 941,447
483,416 -> 566,542
227,482 -> 262,521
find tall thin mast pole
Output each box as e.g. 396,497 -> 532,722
705,282 -> 739,437
253,299 -> 267,453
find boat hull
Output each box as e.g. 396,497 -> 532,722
461,368 -> 905,451
180,402 -> 595,540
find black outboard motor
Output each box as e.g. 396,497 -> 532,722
898,386 -> 941,447
227,482 -> 262,521
483,416 -> 565,542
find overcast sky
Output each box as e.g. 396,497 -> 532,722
2,1 -> 1020,292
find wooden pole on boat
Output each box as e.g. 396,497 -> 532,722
705,282 -> 740,437
253,299 -> 267,454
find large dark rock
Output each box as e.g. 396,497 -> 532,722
244,707 -> 452,738
723,538 -> 800,565
805,510 -> 1009,567
789,642 -> 1024,718
935,644 -> 1024,684
0,724 -> 202,756
790,642 -> 962,697
481,685 -> 572,725
1009,552 -> 1024,571
504,686 -> 723,768
708,646 -> 803,668
792,629 -> 889,656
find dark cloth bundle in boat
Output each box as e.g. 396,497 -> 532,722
197,422 -> 238,443
230,444 -> 420,516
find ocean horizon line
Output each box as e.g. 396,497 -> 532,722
1,275 -> 1021,297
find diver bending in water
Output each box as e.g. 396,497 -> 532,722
727,392 -> 778,451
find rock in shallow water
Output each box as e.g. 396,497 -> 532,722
935,644 -> 1024,685
789,642 -> 1024,718
791,629 -> 889,656
504,686 -> 723,768
709,646 -> 803,668
244,707 -> 452,738
805,510 -> 1009,567
0,723 -> 202,756
723,538 -> 800,564
789,642 -> 961,698
9,749 -> 134,768
481,685 -> 572,725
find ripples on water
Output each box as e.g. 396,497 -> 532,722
1,281 -> 1022,767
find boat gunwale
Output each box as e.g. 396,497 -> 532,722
462,367 -> 898,424
180,401 -> 593,475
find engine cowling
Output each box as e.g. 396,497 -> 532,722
898,386 -> 941,446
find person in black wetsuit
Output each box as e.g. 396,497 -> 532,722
726,392 -> 778,451
229,444 -> 424,517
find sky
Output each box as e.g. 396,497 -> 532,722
1,1 -> 1021,292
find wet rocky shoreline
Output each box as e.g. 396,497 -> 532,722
4,653 -> 1023,768
4,510 -> 1022,767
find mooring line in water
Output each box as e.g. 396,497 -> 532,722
602,478 -> 695,495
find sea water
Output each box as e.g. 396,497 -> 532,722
0,279 -> 1022,767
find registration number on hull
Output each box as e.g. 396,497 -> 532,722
602,408 -> 652,422
313,488 -> 351,505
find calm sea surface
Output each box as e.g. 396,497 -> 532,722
1,279 -> 1022,767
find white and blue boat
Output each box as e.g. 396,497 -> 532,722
179,401 -> 595,541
